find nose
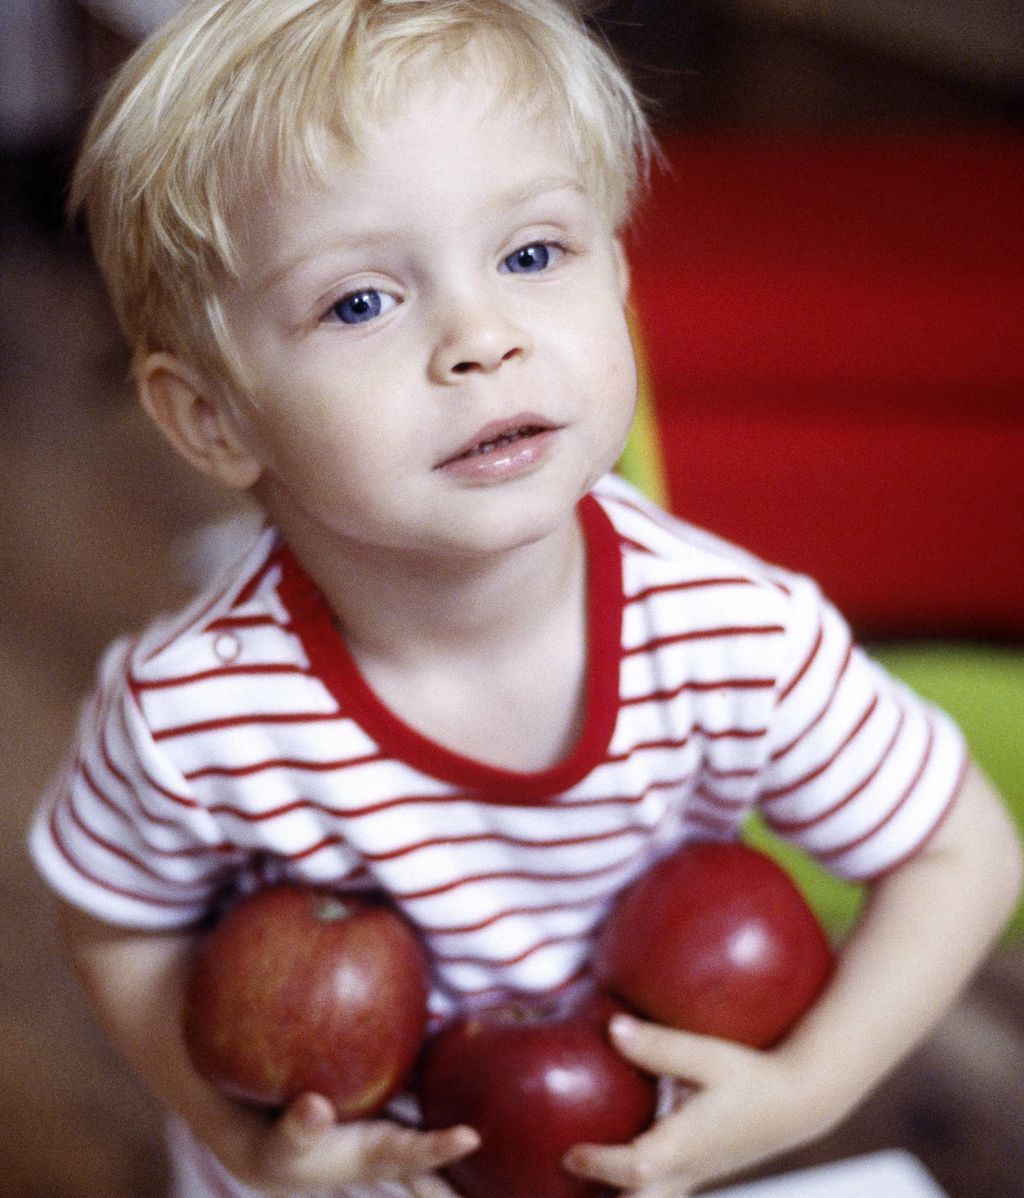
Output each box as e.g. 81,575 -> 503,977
428,299 -> 529,383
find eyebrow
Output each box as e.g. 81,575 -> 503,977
259,173 -> 589,295
491,174 -> 589,211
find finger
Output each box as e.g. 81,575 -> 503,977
266,1108 -> 478,1187
340,1122 -> 476,1184
409,1171 -> 464,1198
565,1104 -> 701,1193
563,1141 -> 654,1192
565,1133 -> 698,1197
393,1124 -> 481,1176
275,1092 -> 337,1151
624,1177 -> 695,1198
610,1013 -> 744,1082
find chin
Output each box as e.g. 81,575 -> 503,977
443,490 -> 582,559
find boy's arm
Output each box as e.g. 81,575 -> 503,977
58,903 -> 478,1196
566,763 -> 1023,1197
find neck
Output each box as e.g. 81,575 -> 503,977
279,513 -> 586,667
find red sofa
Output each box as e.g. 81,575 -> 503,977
626,132 -> 1024,641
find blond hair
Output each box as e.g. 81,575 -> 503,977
72,0 -> 653,389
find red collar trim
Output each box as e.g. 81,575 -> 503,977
276,495 -> 624,803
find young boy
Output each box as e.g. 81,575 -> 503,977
30,2 -> 1021,1196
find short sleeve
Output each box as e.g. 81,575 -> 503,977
756,575 -> 967,880
28,638 -> 247,928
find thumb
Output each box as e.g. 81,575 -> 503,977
275,1092 -> 336,1150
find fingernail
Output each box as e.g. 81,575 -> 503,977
610,1013 -> 639,1041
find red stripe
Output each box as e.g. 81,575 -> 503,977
396,852 -> 638,903
605,723 -> 766,766
287,833 -> 345,862
276,495 -> 624,805
622,676 -> 774,705
363,819 -> 648,865
605,734 -> 693,762
687,809 -> 742,836
184,748 -> 385,781
623,623 -> 785,657
608,491 -> 794,598
206,795 -> 319,822
84,749 -> 237,859
427,893 -> 608,938
777,618 -> 824,704
817,718 -> 936,864
437,931 -> 592,971
205,613 -> 279,631
608,493 -> 690,540
132,661 -> 311,691
140,551 -> 272,664
455,961 -> 592,1005
117,689 -> 204,812
209,774 -> 688,866
771,638 -> 854,762
692,784 -> 750,812
767,704 -> 907,835
626,576 -> 757,604
703,762 -> 759,781
860,749 -> 969,881
608,495 -> 787,589
80,758 -> 135,831
619,534 -> 656,556
194,770 -> 693,828
762,694 -> 879,803
231,539 -> 281,607
105,699 -> 204,831
47,804 -> 202,911
63,791 -> 221,891
153,709 -> 346,742
135,760 -> 200,810
701,723 -> 768,741
84,759 -> 225,861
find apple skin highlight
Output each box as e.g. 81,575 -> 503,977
594,842 -> 834,1049
418,990 -> 658,1198
184,884 -> 430,1119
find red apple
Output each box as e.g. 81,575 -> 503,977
594,842 -> 833,1048
417,990 -> 657,1198
184,883 -> 430,1119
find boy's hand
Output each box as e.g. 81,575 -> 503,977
240,1091 -> 479,1196
563,1015 -> 826,1198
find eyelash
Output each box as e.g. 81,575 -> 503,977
501,240 -> 565,274
320,239 -> 568,327
325,288 -> 398,326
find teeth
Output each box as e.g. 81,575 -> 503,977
469,426 -> 538,457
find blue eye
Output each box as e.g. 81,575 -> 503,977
504,243 -> 558,274
330,289 -> 394,324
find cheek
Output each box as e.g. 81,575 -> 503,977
586,312 -> 637,409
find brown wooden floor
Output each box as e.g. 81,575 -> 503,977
3,215 -> 1024,1197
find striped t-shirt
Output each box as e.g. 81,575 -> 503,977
31,472 -> 965,1014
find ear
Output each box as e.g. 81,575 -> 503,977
136,353 -> 263,491
612,237 -> 631,305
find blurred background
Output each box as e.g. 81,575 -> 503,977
1,2 -> 1022,1195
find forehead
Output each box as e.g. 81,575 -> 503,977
232,65 -> 590,275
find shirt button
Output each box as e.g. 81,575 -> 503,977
213,631 -> 242,662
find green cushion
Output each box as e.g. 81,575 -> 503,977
745,643 -> 1024,939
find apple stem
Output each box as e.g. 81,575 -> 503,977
316,898 -> 350,922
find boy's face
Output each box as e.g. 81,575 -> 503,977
214,64 -> 637,564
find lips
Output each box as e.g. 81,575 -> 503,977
436,413 -> 559,470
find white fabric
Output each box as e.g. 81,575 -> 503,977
31,474 -> 967,1198
705,1148 -> 949,1197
